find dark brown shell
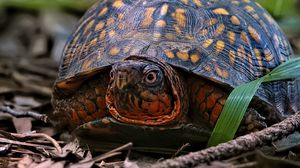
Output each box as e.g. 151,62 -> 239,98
55,0 -> 292,95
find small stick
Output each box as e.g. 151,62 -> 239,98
78,142 -> 133,166
0,137 -> 55,150
234,162 -> 257,168
10,132 -> 62,154
92,142 -> 133,162
0,106 -> 48,123
97,161 -> 124,167
172,143 -> 190,158
92,152 -> 122,163
152,112 -> 300,168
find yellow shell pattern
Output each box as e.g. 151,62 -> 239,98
56,0 -> 292,92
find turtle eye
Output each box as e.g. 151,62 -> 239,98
144,71 -> 159,84
143,65 -> 163,86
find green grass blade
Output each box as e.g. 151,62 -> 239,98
264,58 -> 300,82
207,78 -> 264,146
208,57 -> 300,147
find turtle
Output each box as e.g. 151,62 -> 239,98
51,0 -> 300,152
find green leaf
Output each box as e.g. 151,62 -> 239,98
208,57 -> 300,147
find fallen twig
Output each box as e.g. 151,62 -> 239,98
92,142 -> 132,162
0,106 -> 48,122
152,112 -> 300,168
92,152 -> 122,163
96,161 -> 124,167
0,137 -> 55,150
10,132 -> 62,154
233,161 -> 257,168
74,142 -> 132,167
172,143 -> 190,158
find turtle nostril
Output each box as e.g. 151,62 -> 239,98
110,71 -> 114,79
117,72 -> 125,79
114,71 -> 129,89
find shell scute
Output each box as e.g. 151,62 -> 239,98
57,0 -> 292,93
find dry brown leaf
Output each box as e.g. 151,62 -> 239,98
33,159 -> 54,168
18,155 -> 34,168
12,117 -> 32,133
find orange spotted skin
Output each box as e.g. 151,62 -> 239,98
52,63 -> 226,129
188,77 -> 228,126
106,57 -> 188,126
52,72 -> 110,129
107,60 -> 173,125
52,0 -> 300,151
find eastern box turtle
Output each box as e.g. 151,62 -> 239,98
52,0 -> 300,152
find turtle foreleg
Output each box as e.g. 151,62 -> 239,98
237,108 -> 267,135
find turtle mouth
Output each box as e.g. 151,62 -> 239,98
105,56 -> 188,126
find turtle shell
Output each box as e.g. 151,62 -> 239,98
55,0 -> 292,100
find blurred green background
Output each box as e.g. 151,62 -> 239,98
0,0 -> 299,32
0,0 -> 299,18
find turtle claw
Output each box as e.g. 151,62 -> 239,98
238,108 -> 267,135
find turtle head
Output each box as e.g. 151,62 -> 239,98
106,56 -> 188,125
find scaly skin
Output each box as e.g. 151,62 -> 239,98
187,75 -> 228,126
51,71 -> 110,130
106,57 -> 188,125
52,58 -> 267,132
